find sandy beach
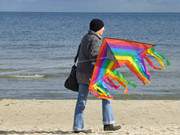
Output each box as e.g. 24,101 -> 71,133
0,99 -> 179,135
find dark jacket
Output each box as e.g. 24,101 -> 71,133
76,30 -> 102,85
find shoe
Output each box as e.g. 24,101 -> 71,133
104,124 -> 121,131
73,129 -> 93,133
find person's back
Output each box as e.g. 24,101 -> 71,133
76,30 -> 102,85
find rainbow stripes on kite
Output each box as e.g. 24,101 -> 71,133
89,37 -> 169,99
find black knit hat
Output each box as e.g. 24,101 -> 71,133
89,18 -> 104,32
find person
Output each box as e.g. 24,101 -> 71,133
73,18 -> 121,133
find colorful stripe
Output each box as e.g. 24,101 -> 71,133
89,37 -> 169,99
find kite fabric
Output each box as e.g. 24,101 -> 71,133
89,37 -> 170,99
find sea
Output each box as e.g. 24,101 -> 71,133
0,12 -> 180,99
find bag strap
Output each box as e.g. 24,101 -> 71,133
74,44 -> 81,64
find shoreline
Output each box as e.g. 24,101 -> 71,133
1,93 -> 180,100
0,99 -> 180,135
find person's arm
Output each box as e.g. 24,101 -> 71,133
88,38 -> 100,64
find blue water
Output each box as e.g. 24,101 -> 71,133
0,12 -> 180,99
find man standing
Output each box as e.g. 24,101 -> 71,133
73,18 -> 121,133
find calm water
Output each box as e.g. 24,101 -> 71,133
0,12 -> 180,99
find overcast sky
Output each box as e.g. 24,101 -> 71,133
0,0 -> 179,12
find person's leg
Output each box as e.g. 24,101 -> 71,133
73,83 -> 89,131
102,99 -> 121,131
102,99 -> 115,125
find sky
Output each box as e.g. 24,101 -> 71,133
0,0 -> 180,12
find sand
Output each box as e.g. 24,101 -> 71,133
0,99 -> 179,135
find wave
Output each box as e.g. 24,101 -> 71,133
0,71 -> 70,79
0,68 -> 18,72
15,74 -> 45,78
0,74 -> 45,79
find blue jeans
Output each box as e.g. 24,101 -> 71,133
73,83 -> 115,131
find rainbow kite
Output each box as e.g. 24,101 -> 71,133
89,37 -> 169,99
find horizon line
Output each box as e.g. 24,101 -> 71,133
0,11 -> 180,14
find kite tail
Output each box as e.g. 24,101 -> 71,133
114,71 -> 137,89
89,78 -> 114,99
146,48 -> 170,70
104,70 -> 137,94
